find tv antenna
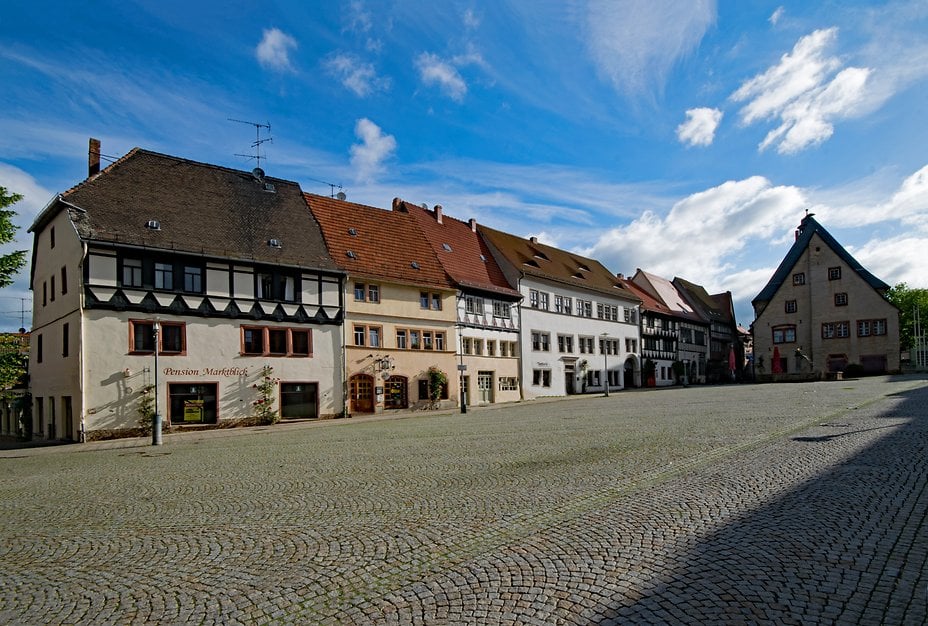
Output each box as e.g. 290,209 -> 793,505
229,118 -> 272,169
305,175 -> 346,199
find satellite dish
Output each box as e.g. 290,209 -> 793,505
336,191 -> 347,201
252,167 -> 265,181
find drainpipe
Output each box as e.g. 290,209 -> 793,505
79,241 -> 89,443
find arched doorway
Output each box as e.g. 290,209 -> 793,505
349,374 -> 375,413
383,375 -> 408,409
624,356 -> 639,389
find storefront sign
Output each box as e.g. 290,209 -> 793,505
163,367 -> 249,377
183,400 -> 204,422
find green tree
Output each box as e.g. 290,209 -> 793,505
0,187 -> 28,288
885,283 -> 928,350
0,333 -> 28,398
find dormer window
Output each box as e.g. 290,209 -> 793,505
346,250 -> 357,259
348,228 -> 358,236
442,243 -> 452,252
268,239 -> 282,249
145,220 -> 161,231
411,261 -> 420,270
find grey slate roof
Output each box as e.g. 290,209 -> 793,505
35,148 -> 338,272
752,214 -> 889,305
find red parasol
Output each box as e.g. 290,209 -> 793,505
772,346 -> 782,373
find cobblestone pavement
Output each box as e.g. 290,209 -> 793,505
1,376 -> 926,625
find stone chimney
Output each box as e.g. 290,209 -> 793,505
529,236 -> 538,244
88,138 -> 101,177
434,204 -> 443,224
392,197 -> 406,212
469,218 -> 477,232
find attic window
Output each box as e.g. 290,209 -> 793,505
479,254 -> 487,262
532,249 -> 549,261
145,220 -> 161,231
348,228 -> 358,236
268,239 -> 282,249
411,261 -> 420,270
572,273 -> 586,280
346,251 -> 357,259
442,243 -> 452,252
577,263 -> 590,272
263,182 -> 276,193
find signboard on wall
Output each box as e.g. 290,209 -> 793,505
183,400 -> 204,422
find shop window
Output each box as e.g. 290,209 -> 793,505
532,369 -> 551,387
280,383 -> 318,419
169,383 -> 217,425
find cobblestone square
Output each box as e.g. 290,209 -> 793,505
1,376 -> 926,624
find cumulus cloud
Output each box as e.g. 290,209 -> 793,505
851,235 -> 928,287
324,53 -> 389,97
732,28 -> 871,154
349,118 -> 396,182
583,176 -> 807,288
415,52 -> 468,101
677,107 -> 723,146
256,28 -> 298,73
583,0 -> 716,95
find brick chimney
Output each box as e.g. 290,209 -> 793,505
434,204 -> 443,224
469,218 -> 477,232
88,138 -> 101,177
392,197 -> 405,212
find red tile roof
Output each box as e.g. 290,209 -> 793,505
619,278 -> 671,314
401,201 -> 521,299
305,194 -> 453,289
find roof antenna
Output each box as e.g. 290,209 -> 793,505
228,118 -> 272,169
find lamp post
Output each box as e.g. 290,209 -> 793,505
458,324 -> 467,414
152,320 -> 162,446
601,332 -> 609,397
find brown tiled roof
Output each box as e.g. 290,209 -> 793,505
631,269 -> 705,323
478,224 -> 640,303
673,277 -> 735,324
49,148 -> 338,271
401,202 -> 520,299
305,194 -> 453,289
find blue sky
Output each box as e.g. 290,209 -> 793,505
2,0 -> 927,331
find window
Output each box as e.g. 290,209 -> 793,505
241,326 -> 312,357
822,321 -> 850,339
577,300 -> 593,318
42,281 -> 47,307
785,300 -> 797,313
531,331 -> 550,352
396,330 -> 407,349
485,340 -> 495,356
169,383 -> 217,425
417,378 -> 449,401
463,337 -> 473,355
257,271 -> 296,301
354,283 -> 366,301
493,301 -> 511,318
368,285 -> 380,303
37,333 -> 43,363
154,262 -> 173,290
122,259 -> 143,287
694,330 -> 706,346
131,320 -> 186,355
61,266 -> 67,295
352,325 -> 380,347
579,336 -> 594,354
50,276 -> 55,302
532,369 -> 551,387
62,323 -> 69,357
555,295 -> 565,313
539,292 -> 549,310
420,292 -> 442,310
269,329 -> 288,354
410,330 -> 420,350
499,377 -> 518,391
280,382 -> 318,419
500,341 -> 509,357
563,297 -> 573,315
772,325 -> 796,344
465,295 -> 484,314
858,319 -> 887,337
184,266 -> 203,293
792,273 -> 805,286
828,267 -> 841,280
625,338 -> 637,353
423,331 -> 433,350
835,293 -> 848,306
354,283 -> 380,303
474,339 -> 483,355
435,333 -> 445,351
529,290 -> 539,308
557,334 -> 574,353
597,304 -> 619,321
599,339 -> 620,355
50,227 -> 55,249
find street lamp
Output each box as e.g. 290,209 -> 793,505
601,332 -> 609,397
458,325 -> 467,414
152,320 -> 162,446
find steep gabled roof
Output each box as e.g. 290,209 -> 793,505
305,194 -> 453,289
753,214 -> 889,305
478,224 -> 640,304
33,148 -> 338,271
673,277 -> 735,324
619,277 -> 671,315
401,202 -> 520,299
631,268 -> 704,322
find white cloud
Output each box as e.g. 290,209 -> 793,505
526,231 -> 560,248
415,52 -> 468,101
582,176 -> 807,288
769,6 -> 785,26
851,235 -> 928,288
349,118 -> 396,183
463,8 -> 481,30
256,28 -> 298,73
814,163 -> 928,232
583,0 -> 716,96
324,53 -> 389,97
677,107 -> 723,146
0,163 -> 55,232
732,28 -> 871,154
